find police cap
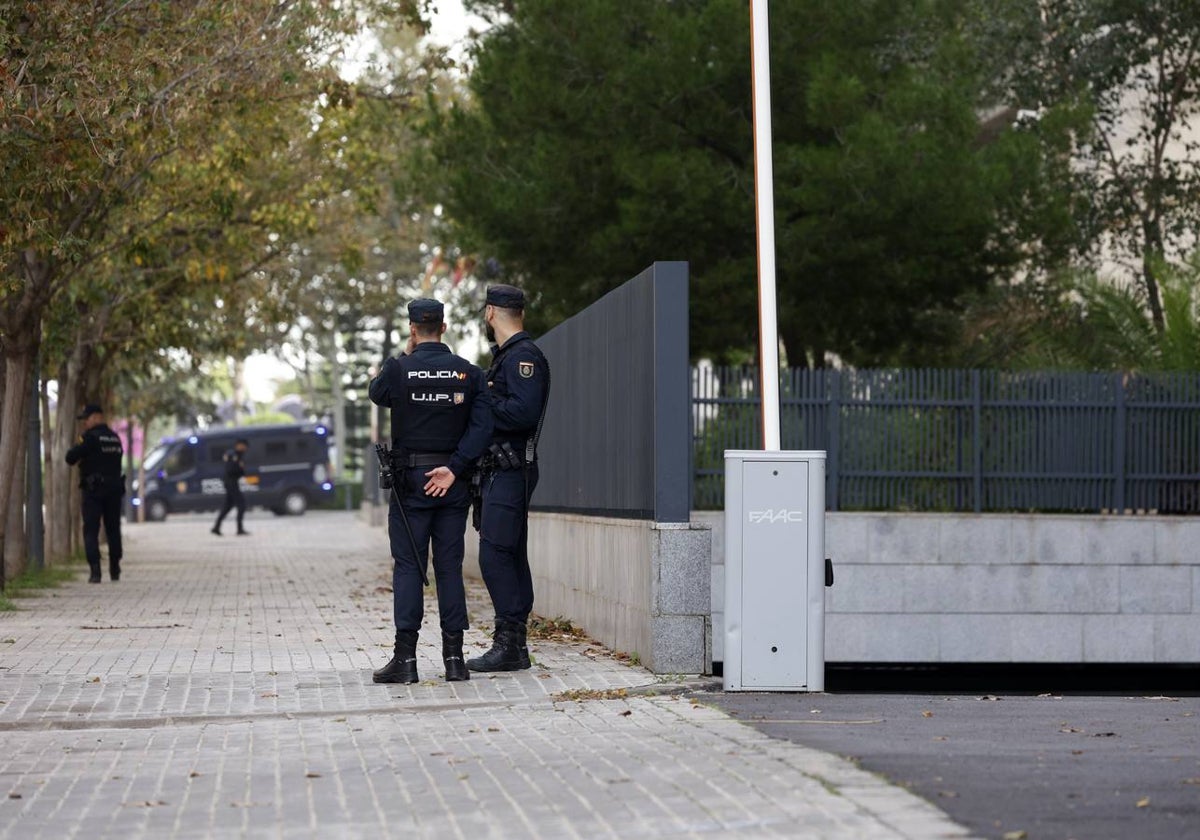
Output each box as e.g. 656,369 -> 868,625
77,404 -> 103,420
485,284 -> 525,310
407,298 -> 444,324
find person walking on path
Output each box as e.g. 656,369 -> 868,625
368,298 -> 493,683
468,284 -> 551,673
65,404 -> 126,583
211,438 -> 250,536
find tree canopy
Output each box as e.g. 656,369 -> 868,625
433,0 -> 1064,365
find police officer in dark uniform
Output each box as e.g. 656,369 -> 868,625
368,298 -> 493,683
65,404 -> 126,583
211,438 -> 250,536
468,284 -> 550,672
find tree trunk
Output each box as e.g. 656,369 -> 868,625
1142,219 -> 1167,334
232,357 -> 246,424
4,417 -> 29,583
136,412 -> 154,523
0,354 -> 5,585
327,334 -> 346,479
47,345 -> 87,564
0,351 -> 33,584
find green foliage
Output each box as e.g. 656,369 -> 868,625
2,563 -> 79,597
436,0 -> 1059,365
975,0 -> 1200,329
1026,254 -> 1200,372
315,482 -> 365,511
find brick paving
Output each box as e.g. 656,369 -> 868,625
0,511 -> 971,839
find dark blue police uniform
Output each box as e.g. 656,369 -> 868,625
368,298 -> 492,683
65,405 -> 125,583
470,284 -> 550,672
212,446 -> 249,535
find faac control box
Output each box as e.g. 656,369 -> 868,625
723,450 -> 827,692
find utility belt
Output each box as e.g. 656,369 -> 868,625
376,444 -> 454,492
397,451 -> 453,468
480,441 -> 527,473
82,473 -> 125,495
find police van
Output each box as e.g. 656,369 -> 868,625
135,423 -> 334,522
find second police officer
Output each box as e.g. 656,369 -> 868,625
468,284 -> 551,672
211,438 -> 250,536
368,298 -> 493,683
65,404 -> 126,584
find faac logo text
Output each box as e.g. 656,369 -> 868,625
747,509 -> 805,524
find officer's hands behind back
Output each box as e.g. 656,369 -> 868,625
423,466 -> 455,497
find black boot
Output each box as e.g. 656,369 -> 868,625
466,621 -> 524,672
88,562 -> 101,584
110,559 -> 121,582
514,621 -> 532,670
442,631 -> 470,682
373,630 -> 419,684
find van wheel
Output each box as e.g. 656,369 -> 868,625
145,498 -> 168,522
282,490 -> 308,516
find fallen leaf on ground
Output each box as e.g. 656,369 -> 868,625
619,710 -> 632,717
1136,797 -> 1150,808
1002,831 -> 1027,840
921,710 -> 934,718
305,772 -> 321,779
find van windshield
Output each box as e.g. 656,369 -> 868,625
143,445 -> 169,473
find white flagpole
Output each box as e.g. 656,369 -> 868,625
750,0 -> 781,450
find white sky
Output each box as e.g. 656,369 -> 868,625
246,2 -> 490,406
428,0 -> 487,45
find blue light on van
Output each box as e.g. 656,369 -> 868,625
131,498 -> 141,506
321,482 -> 333,491
188,435 -> 198,444
315,426 -> 327,436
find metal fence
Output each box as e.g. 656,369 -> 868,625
693,367 -> 1200,513
534,262 -> 691,521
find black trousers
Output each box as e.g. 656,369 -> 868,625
82,491 -> 123,572
389,468 -> 470,634
214,482 -> 246,531
478,464 -> 538,625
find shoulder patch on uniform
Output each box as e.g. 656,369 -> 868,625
454,392 -> 465,404
518,361 -> 534,378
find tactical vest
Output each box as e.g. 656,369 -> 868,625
389,349 -> 478,453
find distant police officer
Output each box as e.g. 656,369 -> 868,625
468,284 -> 550,672
368,298 -> 493,683
65,404 -> 125,583
211,438 -> 250,536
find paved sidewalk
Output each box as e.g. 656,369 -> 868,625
0,511 -> 971,839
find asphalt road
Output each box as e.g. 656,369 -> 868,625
696,688 -> 1200,840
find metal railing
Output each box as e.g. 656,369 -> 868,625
693,367 -> 1200,513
